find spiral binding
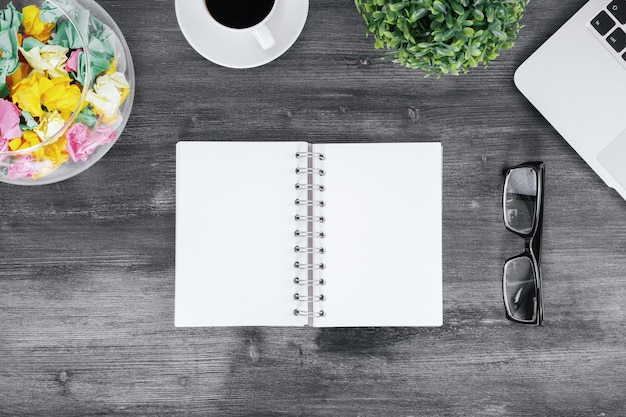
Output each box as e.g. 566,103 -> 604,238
293,293 -> 325,302
294,148 -> 326,322
295,167 -> 325,176
293,277 -> 325,285
295,214 -> 325,223
294,245 -> 325,254
295,199 -> 325,207
294,261 -> 325,270
294,230 -> 325,238
293,309 -> 325,317
295,151 -> 325,161
295,183 -> 325,192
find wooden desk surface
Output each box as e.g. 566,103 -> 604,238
2,0 -> 626,415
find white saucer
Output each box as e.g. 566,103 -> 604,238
175,0 -> 309,69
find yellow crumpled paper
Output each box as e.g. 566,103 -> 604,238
11,72 -> 83,120
8,129 -> 40,151
41,76 -> 84,120
8,129 -> 69,171
20,44 -> 69,79
22,5 -> 55,43
5,61 -> 31,89
86,71 -> 129,121
10,71 -> 51,117
36,134 -> 69,169
33,110 -> 65,141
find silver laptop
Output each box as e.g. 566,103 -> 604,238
515,0 -> 626,201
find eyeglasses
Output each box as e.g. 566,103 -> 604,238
502,162 -> 544,326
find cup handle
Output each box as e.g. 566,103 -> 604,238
253,24 -> 276,50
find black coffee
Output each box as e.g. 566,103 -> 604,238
205,0 -> 275,29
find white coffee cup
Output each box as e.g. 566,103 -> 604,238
204,0 -> 277,50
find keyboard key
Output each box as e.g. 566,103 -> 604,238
592,11 -> 616,35
607,27 -> 626,52
608,0 -> 626,24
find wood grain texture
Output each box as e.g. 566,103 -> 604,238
1,0 -> 626,415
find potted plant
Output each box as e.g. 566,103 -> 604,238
354,0 -> 529,77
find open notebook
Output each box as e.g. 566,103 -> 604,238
175,141 -> 442,327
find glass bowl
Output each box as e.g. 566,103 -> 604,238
0,0 -> 134,185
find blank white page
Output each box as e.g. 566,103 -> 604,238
315,143 -> 442,327
175,141 -> 308,326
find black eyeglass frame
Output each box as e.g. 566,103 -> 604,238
502,161 -> 545,326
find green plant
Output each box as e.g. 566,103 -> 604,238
354,0 -> 529,77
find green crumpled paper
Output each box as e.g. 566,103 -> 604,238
48,8 -> 88,49
75,105 -> 98,128
19,110 -> 38,130
21,36 -> 46,52
39,0 -> 66,23
0,3 -> 23,98
68,49 -> 109,88
48,4 -> 116,87
0,27 -> 20,98
0,2 -> 22,30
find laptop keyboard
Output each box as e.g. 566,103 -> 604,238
590,0 -> 626,66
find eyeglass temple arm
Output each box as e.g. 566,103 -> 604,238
531,171 -> 545,264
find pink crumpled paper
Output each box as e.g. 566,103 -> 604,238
66,122 -> 117,163
0,98 -> 23,142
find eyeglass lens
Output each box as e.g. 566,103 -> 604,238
504,167 -> 538,235
503,256 -> 538,322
